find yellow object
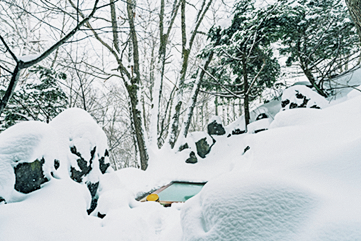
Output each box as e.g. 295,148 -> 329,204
146,194 -> 159,202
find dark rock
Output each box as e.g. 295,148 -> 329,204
299,97 -> 310,108
77,157 -> 92,175
70,167 -> 83,183
232,129 -> 246,135
254,128 -> 267,134
178,143 -> 189,152
296,91 -> 304,99
69,146 -> 93,183
104,149 -> 109,157
256,113 -> 268,121
90,146 -> 96,161
243,146 -> 250,155
70,146 -> 81,157
0,196 -> 6,204
185,151 -> 198,164
289,102 -> 298,109
310,105 -> 321,109
87,182 -> 99,215
99,156 -> 110,174
207,120 -> 226,136
97,212 -> 106,219
14,158 -> 49,194
195,137 -> 213,158
281,99 -> 290,108
227,134 -> 232,138
54,159 -> 60,170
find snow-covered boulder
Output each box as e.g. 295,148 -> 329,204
0,108 -> 112,215
281,85 -> 328,110
178,131 -> 215,162
207,116 -> 226,136
0,122 -> 60,202
185,151 -> 198,164
50,108 -> 112,214
191,132 -> 215,159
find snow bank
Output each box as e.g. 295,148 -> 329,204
180,95 -> 361,240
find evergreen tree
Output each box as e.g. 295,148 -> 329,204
204,0 -> 280,127
0,66 -> 68,130
276,0 -> 360,96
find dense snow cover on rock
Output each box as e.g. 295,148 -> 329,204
2,76 -> 361,240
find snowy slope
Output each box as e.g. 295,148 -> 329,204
1,71 -> 361,240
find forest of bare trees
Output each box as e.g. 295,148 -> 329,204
1,0 -> 360,170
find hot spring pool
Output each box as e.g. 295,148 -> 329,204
157,182 -> 205,202
141,182 -> 206,206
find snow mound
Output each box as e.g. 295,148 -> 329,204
181,173 -> 317,240
181,95 -> 361,240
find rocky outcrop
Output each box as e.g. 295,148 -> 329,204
50,108 -> 112,215
281,85 -> 327,111
0,108 -> 112,216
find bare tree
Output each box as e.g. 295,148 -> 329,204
167,0 -> 214,148
0,0 -> 100,115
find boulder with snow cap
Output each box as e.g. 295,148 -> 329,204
0,122 -> 60,200
281,85 -> 328,111
207,116 -> 226,136
50,108 -> 112,214
185,132 -> 215,159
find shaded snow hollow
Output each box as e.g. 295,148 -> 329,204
1,84 -> 361,240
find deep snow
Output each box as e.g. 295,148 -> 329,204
1,70 -> 361,240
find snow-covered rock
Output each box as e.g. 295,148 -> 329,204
50,108 -> 112,214
207,116 -> 226,136
0,108 -> 112,215
281,85 -> 328,110
0,121 -> 60,202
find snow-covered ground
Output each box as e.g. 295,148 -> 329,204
1,70 -> 361,240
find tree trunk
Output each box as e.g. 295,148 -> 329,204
126,0 -> 148,170
167,0 -> 213,148
181,52 -> 213,138
345,0 -> 361,44
242,55 -> 250,129
300,61 -> 328,97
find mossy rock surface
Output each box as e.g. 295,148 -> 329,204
14,158 -> 49,194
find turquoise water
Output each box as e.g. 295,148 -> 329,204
158,182 -> 205,202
